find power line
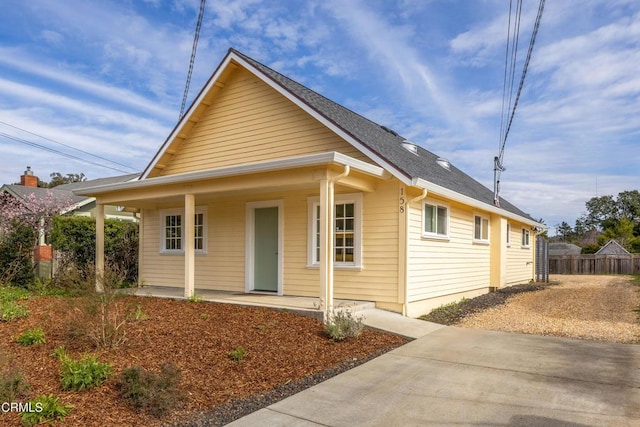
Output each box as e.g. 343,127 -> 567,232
179,0 -> 207,119
494,0 -> 545,206
0,120 -> 137,172
501,0 -> 545,157
0,131 -> 136,174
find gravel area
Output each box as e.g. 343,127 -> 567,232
457,275 -> 640,343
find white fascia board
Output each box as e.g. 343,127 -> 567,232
75,152 -> 386,197
230,54 -> 413,187
412,178 -> 544,228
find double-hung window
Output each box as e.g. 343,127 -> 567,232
308,193 -> 362,268
422,201 -> 448,238
473,214 -> 489,243
160,207 -> 207,254
521,228 -> 530,248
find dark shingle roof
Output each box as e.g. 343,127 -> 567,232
231,48 -> 533,221
2,185 -> 86,207
2,174 -> 139,211
56,173 -> 139,191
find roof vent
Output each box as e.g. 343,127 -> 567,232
381,125 -> 399,136
436,157 -> 451,170
401,140 -> 418,155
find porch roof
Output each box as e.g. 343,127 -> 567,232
73,151 -> 389,205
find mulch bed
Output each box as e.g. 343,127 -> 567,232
1,295 -> 407,426
419,283 -> 548,325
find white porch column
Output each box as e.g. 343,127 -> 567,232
319,178 -> 335,322
184,193 -> 195,298
95,203 -> 105,292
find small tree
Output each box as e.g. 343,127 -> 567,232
0,191 -> 74,286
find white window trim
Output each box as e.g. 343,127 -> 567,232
521,228 -> 531,249
421,199 -> 450,240
159,207 -> 208,255
307,193 -> 363,270
506,223 -> 511,247
473,213 -> 490,244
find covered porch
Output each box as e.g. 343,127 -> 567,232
79,152 -> 390,321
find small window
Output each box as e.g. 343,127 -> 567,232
423,202 -> 448,238
474,214 -> 489,242
160,207 -> 207,254
506,223 -> 511,246
164,214 -> 182,251
522,228 -> 530,248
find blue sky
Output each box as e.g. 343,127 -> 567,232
1,0 -> 638,234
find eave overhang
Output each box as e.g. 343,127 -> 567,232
411,178 -> 544,229
75,152 -> 388,198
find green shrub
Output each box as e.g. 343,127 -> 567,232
51,216 -> 139,285
0,221 -> 36,287
0,300 -> 29,321
59,352 -> 112,391
324,309 -> 364,341
21,394 -> 73,426
117,363 -> 182,417
16,327 -> 46,346
228,347 -> 247,362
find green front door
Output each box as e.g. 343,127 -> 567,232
254,207 -> 278,292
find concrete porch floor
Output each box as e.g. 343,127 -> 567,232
123,286 -> 375,319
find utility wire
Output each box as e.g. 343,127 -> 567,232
0,131 -> 135,174
179,0 -> 207,119
0,120 -> 137,172
494,0 -> 545,206
501,0 -> 545,158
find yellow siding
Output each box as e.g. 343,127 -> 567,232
157,68 -> 371,176
506,221 -> 534,285
406,200 -> 491,302
140,179 -> 399,303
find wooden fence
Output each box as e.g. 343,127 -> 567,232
549,255 -> 640,275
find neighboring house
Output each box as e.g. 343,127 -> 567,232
548,242 -> 582,257
1,167 -> 139,277
0,167 -> 139,222
595,240 -> 630,255
76,48 -> 543,317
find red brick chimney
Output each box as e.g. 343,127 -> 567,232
20,166 -> 38,187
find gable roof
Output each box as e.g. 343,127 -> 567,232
142,48 -> 539,225
595,239 -> 630,255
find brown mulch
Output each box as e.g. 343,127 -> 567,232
0,295 -> 408,426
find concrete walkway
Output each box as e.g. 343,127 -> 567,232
229,323 -> 640,426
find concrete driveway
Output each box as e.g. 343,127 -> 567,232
228,327 -> 640,426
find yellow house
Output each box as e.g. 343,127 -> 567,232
76,48 -> 542,318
